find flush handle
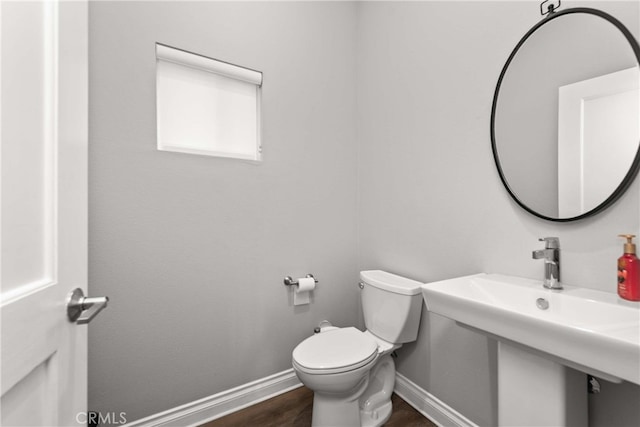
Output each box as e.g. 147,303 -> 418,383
67,288 -> 109,324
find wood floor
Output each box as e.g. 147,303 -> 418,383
200,386 -> 437,427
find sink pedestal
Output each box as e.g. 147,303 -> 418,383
498,342 -> 587,427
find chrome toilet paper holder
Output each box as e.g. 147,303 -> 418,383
284,274 -> 318,286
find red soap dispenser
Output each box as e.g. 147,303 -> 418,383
618,234 -> 640,301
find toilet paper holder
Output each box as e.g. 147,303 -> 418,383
284,274 -> 318,286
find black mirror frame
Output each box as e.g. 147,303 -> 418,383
490,7 -> 640,222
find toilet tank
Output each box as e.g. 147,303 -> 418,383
360,270 -> 423,344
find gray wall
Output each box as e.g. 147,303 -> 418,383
357,1 -> 640,425
89,1 -> 640,426
88,1 -> 360,423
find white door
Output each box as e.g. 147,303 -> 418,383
558,66 -> 640,217
1,1 -> 91,426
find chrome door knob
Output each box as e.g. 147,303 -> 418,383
66,288 -> 109,324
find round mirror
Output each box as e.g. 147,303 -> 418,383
491,8 -> 640,221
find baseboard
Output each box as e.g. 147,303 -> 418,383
124,369 -> 476,427
123,369 -> 302,427
394,373 -> 478,427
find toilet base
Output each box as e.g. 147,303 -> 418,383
359,354 -> 395,427
308,354 -> 397,427
361,400 -> 392,427
311,377 -> 369,427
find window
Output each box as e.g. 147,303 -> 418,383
156,43 -> 263,161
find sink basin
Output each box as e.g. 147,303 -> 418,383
421,273 -> 640,385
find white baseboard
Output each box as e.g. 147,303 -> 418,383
124,369 -> 476,427
123,369 -> 302,427
394,373 -> 478,427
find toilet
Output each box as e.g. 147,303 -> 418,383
292,270 -> 423,427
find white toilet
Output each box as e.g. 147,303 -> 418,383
292,270 -> 423,427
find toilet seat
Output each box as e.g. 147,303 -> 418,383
362,330 -> 398,354
292,327 -> 378,375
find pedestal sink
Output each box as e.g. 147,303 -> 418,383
421,273 -> 640,426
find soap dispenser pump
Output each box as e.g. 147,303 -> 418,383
618,234 -> 639,301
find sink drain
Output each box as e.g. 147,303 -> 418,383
536,298 -> 549,310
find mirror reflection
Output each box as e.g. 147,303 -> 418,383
493,10 -> 640,220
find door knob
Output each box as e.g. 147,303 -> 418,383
66,288 -> 109,324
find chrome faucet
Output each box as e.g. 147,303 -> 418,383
532,237 -> 561,290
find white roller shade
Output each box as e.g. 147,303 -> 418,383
156,43 -> 262,86
156,43 -> 262,161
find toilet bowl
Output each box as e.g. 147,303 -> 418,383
292,327 -> 397,427
292,270 -> 423,427
293,327 -> 378,394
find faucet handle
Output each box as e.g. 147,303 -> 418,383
538,237 -> 560,249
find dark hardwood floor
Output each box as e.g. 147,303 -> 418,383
200,386 -> 436,427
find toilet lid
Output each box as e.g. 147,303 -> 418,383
292,327 -> 378,374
